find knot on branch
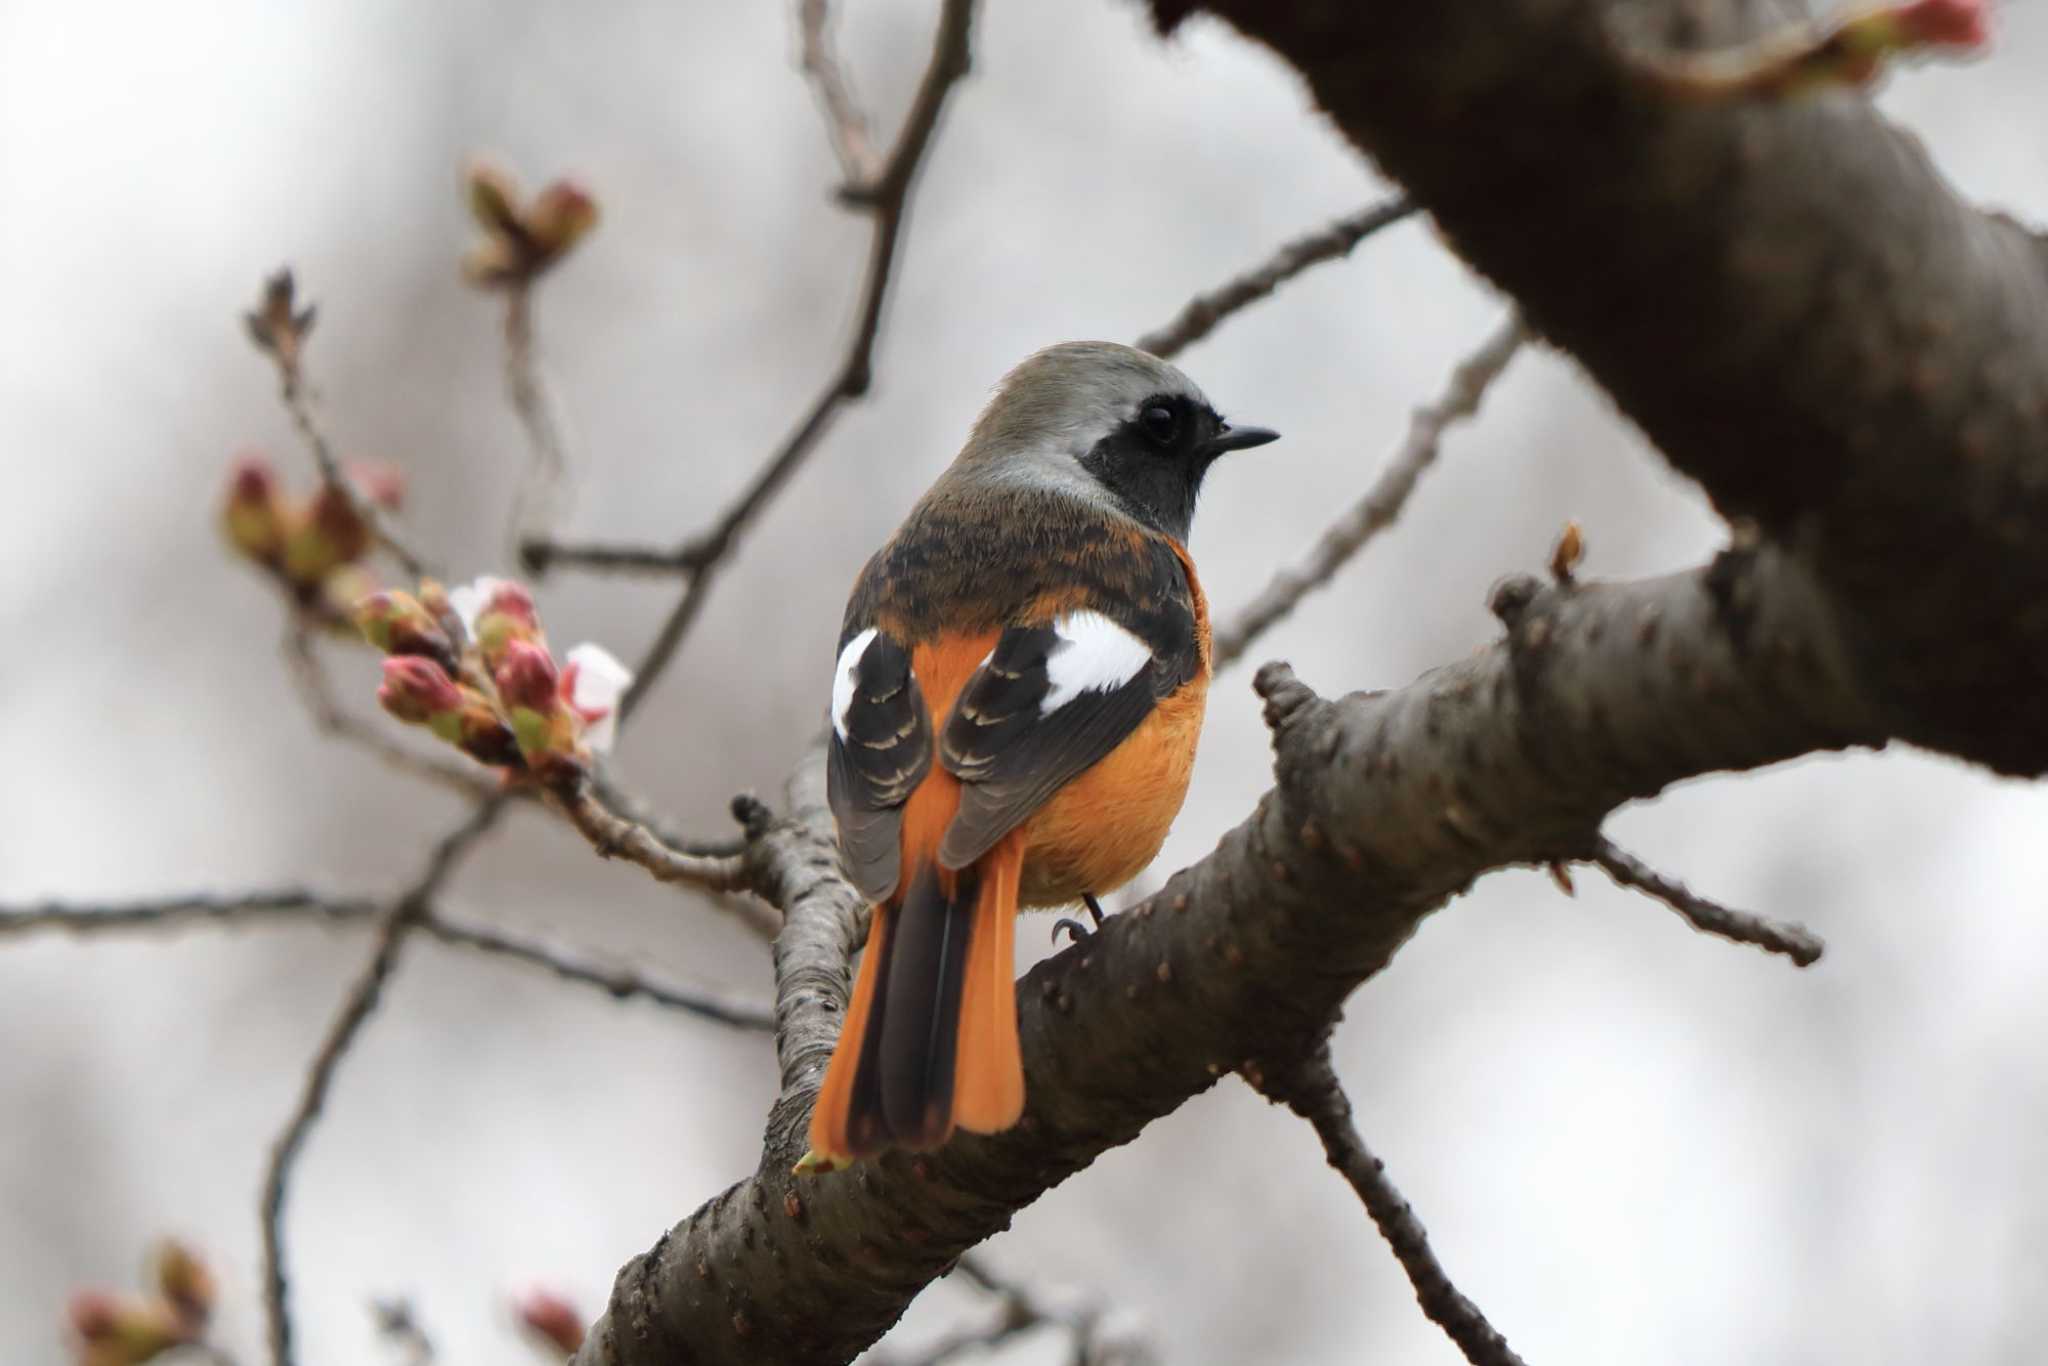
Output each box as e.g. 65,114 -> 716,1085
1487,573 -> 1542,628
730,793 -> 775,840
1254,661 -> 1319,737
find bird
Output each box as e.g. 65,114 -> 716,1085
810,340 -> 1278,1163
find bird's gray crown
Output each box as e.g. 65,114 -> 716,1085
958,341 -> 1211,471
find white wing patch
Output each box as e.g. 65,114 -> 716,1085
832,627 -> 879,740
1041,611 -> 1151,714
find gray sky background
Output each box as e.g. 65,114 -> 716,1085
4,2 -> 2047,1363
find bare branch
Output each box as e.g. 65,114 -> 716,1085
617,0 -> 975,716
502,285 -> 576,554
550,778 -> 752,894
371,1299 -> 436,1366
873,1256 -> 1153,1366
1212,312 -> 1527,670
246,271 -> 432,580
588,768 -> 746,860
799,0 -> 881,187
1254,1038 -> 1526,1366
1589,836 -> 1824,966
1134,196 -> 1418,360
261,796 -> 506,1366
0,889 -> 379,938
0,889 -> 769,1027
519,537 -> 694,577
283,625 -> 494,797
423,911 -> 774,1030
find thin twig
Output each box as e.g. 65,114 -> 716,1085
246,272 -> 432,581
587,769 -> 746,859
371,1299 -> 436,1366
0,888 -> 769,1028
616,0 -> 975,717
551,780 -> 752,893
1212,312 -> 1528,670
520,537 -> 695,577
503,285 -> 576,555
260,796 -> 506,1366
1589,835 -> 1825,966
1135,195 -> 1418,361
873,1255 -> 1151,1366
284,625 -> 493,797
0,889 -> 380,937
799,0 -> 881,187
526,192 -> 1409,583
1256,1040 -> 1526,1366
426,910 -> 774,1030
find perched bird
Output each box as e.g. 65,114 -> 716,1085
811,341 -> 1278,1162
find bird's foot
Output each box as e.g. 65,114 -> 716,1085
1051,892 -> 1108,944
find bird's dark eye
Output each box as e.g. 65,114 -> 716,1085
1140,403 -> 1179,446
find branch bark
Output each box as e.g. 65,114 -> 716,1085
1152,0 -> 2048,775
572,544 -> 1883,1365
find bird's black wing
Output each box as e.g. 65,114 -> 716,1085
827,624 -> 932,901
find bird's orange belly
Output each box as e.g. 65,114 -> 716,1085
1017,677 -> 1207,908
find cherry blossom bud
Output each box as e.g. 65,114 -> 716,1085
379,656 -> 464,725
151,1241 -> 215,1332
451,699 -> 522,767
354,591 -> 458,671
451,576 -> 543,669
495,638 -> 561,714
527,182 -> 599,259
1897,0 -> 1987,47
515,1289 -> 586,1356
67,1291 -> 184,1366
345,459 -> 407,511
222,454 -> 286,563
466,158 -> 524,238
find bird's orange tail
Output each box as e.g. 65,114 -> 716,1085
808,830 -> 1026,1162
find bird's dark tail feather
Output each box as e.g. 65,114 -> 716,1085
810,833 -> 1025,1161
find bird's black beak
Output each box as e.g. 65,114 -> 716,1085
1204,424 -> 1280,457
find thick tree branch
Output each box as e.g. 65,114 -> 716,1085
572,544 -> 1884,1365
1152,0 -> 2048,774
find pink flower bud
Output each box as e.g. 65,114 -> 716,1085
151,1241 -> 215,1332
353,591 -> 458,670
378,656 -> 464,724
527,182 -> 600,259
222,453 -> 286,563
1897,0 -> 1986,47
344,459 -> 406,511
495,639 -> 561,714
67,1290 -> 185,1366
68,1291 -> 121,1342
482,579 -> 539,627
466,158 -> 525,238
451,701 -> 522,767
515,1289 -> 586,1355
